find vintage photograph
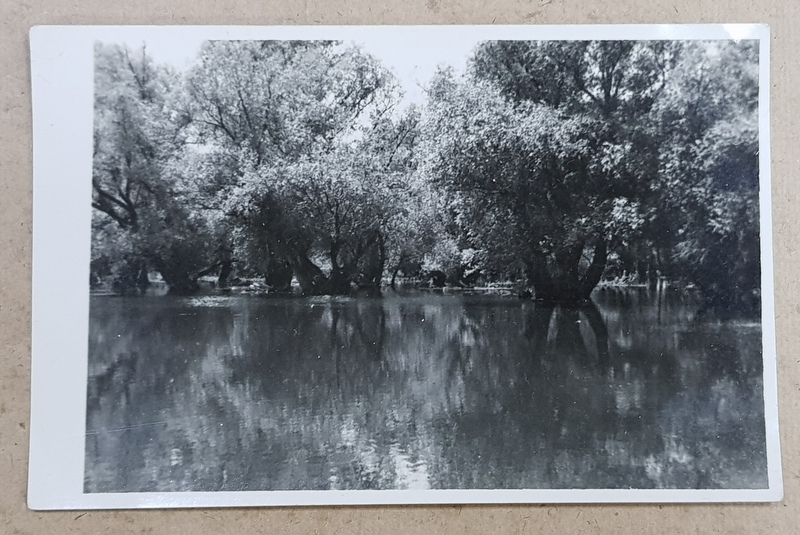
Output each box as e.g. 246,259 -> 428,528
82,31 -> 770,494
73,28 -> 774,498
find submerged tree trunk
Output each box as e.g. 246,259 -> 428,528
112,256 -> 150,295
160,271 -> 200,295
526,238 -> 608,303
579,239 -> 608,297
358,231 -> 385,289
327,238 -> 354,295
264,251 -> 293,291
328,268 -> 352,295
135,261 -> 150,294
151,257 -> 200,296
291,255 -> 325,295
390,265 -> 401,289
217,261 -> 233,288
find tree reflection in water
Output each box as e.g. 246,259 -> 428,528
85,289 -> 767,492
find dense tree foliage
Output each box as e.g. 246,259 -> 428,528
92,43 -> 216,295
91,39 -> 762,311
182,41 -> 416,294
423,40 -> 760,308
649,42 -> 761,312
424,41 -> 675,302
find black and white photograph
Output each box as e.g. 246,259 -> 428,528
28,25 -> 780,508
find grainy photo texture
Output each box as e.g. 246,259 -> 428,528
85,37 -> 767,493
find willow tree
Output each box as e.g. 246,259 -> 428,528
423,41 -> 680,302
92,43 -> 216,295
184,40 -> 412,294
649,41 -> 761,312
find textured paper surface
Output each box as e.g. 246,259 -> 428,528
3,0 -> 799,533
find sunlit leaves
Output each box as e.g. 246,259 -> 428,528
92,43 -> 221,293
90,37 -> 762,304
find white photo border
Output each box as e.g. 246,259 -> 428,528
28,24 -> 781,510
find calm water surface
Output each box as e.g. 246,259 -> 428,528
85,288 -> 767,492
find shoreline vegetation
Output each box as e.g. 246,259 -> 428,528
91,39 -> 761,315
90,273 -> 761,321
91,271 -> 688,296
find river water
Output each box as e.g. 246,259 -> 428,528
84,288 -> 767,492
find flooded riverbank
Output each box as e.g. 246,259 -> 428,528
84,288 -> 767,492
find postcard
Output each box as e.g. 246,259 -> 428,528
28,24 -> 781,509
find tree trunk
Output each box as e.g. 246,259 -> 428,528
578,239 -> 607,298
390,250 -> 411,289
112,257 -> 150,295
290,255 -> 331,295
135,260 -> 150,294
161,271 -> 200,295
218,261 -> 233,288
264,252 -> 293,291
526,238 -> 608,304
151,257 -> 200,296
358,232 -> 385,289
374,233 -> 386,286
328,268 -> 352,295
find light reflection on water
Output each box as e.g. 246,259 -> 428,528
85,288 -> 767,492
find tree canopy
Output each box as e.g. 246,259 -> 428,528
90,38 -> 762,312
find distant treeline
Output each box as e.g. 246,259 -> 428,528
91,39 -> 760,311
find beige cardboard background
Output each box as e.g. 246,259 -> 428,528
2,1 -> 798,533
